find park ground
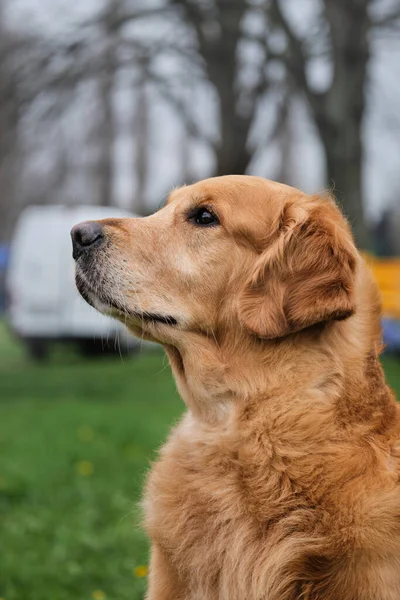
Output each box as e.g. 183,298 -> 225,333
0,323 -> 399,600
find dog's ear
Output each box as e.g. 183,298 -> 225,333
238,197 -> 358,339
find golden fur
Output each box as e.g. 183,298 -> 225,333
74,176 -> 400,599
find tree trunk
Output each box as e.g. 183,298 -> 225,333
270,0 -> 371,249
178,0 -> 254,177
96,40 -> 115,207
133,77 -> 149,215
215,111 -> 252,176
96,0 -> 120,207
0,12 -> 20,241
324,134 -> 368,249
317,0 -> 371,249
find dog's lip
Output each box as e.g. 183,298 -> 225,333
75,271 -> 96,309
75,272 -> 178,326
130,312 -> 178,326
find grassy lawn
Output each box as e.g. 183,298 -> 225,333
0,326 -> 182,600
0,323 -> 399,600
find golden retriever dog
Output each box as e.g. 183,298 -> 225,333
71,176 -> 400,600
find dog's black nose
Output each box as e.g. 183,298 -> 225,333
71,221 -> 104,259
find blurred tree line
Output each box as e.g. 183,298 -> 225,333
1,0 -> 400,249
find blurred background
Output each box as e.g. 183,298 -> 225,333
1,1 -> 400,599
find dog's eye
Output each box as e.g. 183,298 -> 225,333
189,207 -> 219,227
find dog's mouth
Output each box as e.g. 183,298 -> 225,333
75,271 -> 178,327
75,272 -> 96,308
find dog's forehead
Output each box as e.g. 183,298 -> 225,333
166,176 -> 301,213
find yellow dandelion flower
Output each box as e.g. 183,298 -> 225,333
76,460 -> 94,476
77,426 -> 94,442
92,591 -> 105,600
133,565 -> 148,578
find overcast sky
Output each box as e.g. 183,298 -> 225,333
5,0 -> 400,219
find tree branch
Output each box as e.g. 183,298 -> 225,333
82,4 -> 175,31
372,4 -> 400,28
148,70 -> 216,148
268,0 -> 323,116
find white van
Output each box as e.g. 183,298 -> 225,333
6,205 -> 138,359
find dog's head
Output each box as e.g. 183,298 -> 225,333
71,176 -> 358,346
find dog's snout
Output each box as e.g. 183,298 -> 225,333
71,221 -> 104,259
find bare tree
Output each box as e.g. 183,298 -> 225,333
95,0 -> 120,207
131,0 -> 400,248
109,1 -> 271,178
3,0 -> 400,245
0,14 -> 40,241
173,1 -> 251,174
0,4 -> 18,240
133,72 -> 150,214
268,0 -> 400,248
168,0 -> 273,175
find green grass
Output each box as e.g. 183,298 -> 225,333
384,355 -> 400,395
0,326 -> 183,600
0,323 -> 399,600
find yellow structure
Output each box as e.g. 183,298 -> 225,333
363,255 -> 400,319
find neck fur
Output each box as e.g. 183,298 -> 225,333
164,325 -> 349,424
163,268 -> 393,433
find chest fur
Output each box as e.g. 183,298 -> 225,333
142,416 -> 325,600
142,413 -> 400,600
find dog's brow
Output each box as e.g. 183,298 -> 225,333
190,194 -> 212,207
165,188 -> 182,205
165,184 -> 190,206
